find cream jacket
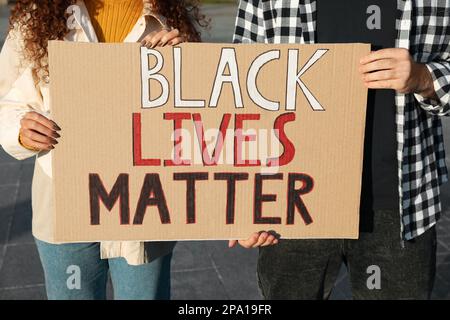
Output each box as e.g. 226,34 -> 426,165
0,0 -> 176,265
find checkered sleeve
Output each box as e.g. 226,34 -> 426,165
413,1 -> 450,118
233,0 -> 266,43
414,60 -> 450,117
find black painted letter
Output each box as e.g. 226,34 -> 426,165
254,174 -> 283,224
174,173 -> 209,224
287,173 -> 314,225
214,173 -> 249,224
133,174 -> 171,225
89,173 -> 130,225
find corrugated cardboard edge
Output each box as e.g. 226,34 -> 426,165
48,40 -> 61,242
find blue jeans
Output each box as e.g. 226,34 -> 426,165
35,239 -> 172,300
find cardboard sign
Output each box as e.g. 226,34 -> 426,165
48,41 -> 369,242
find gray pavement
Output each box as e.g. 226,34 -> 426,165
0,4 -> 7,36
0,3 -> 449,300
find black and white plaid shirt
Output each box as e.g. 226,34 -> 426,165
233,0 -> 450,241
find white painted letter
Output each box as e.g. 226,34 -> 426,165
174,47 -> 205,108
286,49 -> 328,111
247,50 -> 281,111
141,48 -> 169,108
210,48 -> 243,108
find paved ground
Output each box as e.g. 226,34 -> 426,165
0,3 -> 449,300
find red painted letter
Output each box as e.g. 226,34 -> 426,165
267,112 -> 296,167
164,113 -> 192,166
192,113 -> 232,166
133,113 -> 161,166
234,114 -> 261,167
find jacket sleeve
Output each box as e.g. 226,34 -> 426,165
413,19 -> 450,118
0,29 -> 40,160
414,58 -> 450,117
233,0 -> 266,43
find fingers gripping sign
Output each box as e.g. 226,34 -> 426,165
19,111 -> 61,152
141,28 -> 185,49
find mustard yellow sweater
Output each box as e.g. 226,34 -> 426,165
85,0 -> 144,43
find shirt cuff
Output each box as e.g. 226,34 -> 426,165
0,107 -> 39,160
413,62 -> 450,114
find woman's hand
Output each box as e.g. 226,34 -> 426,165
228,232 -> 279,249
141,28 -> 185,48
19,111 -> 60,151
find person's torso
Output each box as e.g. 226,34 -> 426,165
316,0 -> 399,212
30,0 -> 165,246
84,0 -> 144,43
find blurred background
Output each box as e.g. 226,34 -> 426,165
0,0 -> 449,300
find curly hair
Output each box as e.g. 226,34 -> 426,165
9,0 -> 208,82
150,0 -> 209,42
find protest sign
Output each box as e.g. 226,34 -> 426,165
49,41 -> 369,241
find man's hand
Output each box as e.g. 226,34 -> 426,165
228,232 -> 279,249
359,48 -> 438,100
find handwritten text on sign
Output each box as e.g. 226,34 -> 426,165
49,42 -> 369,241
